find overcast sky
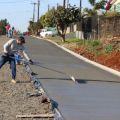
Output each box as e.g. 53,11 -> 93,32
0,0 -> 91,32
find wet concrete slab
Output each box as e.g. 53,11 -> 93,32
25,36 -> 120,120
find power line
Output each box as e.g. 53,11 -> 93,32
0,0 -> 29,2
0,10 -> 31,14
0,1 -> 29,4
30,0 -> 40,23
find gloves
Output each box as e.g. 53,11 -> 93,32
29,59 -> 34,65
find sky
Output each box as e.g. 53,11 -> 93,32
0,0 -> 92,32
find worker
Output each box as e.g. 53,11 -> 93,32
0,36 -> 33,84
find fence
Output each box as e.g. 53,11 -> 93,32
66,15 -> 120,42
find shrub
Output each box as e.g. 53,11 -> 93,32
91,40 -> 101,47
105,11 -> 120,17
104,44 -> 114,53
65,38 -> 80,43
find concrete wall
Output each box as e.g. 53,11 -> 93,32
66,16 -> 120,41
66,23 -> 79,34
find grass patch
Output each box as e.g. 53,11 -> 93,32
47,36 -> 118,57
48,36 -> 103,55
76,40 -> 102,55
104,44 -> 114,53
65,38 -> 81,43
47,36 -> 62,44
47,36 -> 81,44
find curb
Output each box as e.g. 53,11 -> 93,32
24,63 -> 64,120
32,36 -> 120,78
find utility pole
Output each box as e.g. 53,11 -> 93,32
31,2 -> 37,22
57,3 -> 59,8
63,0 -> 66,8
48,4 -> 50,12
37,0 -> 40,22
78,0 -> 83,40
67,0 -> 69,8
80,0 -> 82,18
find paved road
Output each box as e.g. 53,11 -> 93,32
25,36 -> 120,120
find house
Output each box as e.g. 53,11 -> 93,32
106,0 -> 120,12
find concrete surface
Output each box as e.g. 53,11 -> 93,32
25,36 -> 120,120
34,36 -> 120,77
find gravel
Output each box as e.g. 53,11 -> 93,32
0,36 -> 53,120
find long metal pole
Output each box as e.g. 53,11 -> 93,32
31,3 -> 37,22
67,0 -> 69,8
37,0 -> 40,22
80,0 -> 83,39
80,0 -> 82,18
48,4 -> 50,12
63,0 -> 66,8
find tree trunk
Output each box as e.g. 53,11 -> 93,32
56,25 -> 66,42
61,34 -> 65,42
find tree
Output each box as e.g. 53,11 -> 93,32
94,0 -> 107,10
83,0 -> 107,16
28,20 -> 43,34
40,8 -> 55,27
89,0 -> 96,6
28,21 -> 34,33
40,15 -> 46,27
54,6 -> 80,42
0,19 -> 8,35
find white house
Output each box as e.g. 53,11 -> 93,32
110,0 -> 120,12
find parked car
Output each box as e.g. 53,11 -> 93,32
40,28 -> 57,38
23,32 -> 31,36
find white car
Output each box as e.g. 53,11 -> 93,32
40,29 -> 57,38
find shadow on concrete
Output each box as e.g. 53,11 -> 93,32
76,79 -> 120,84
37,77 -> 73,81
37,77 -> 120,84
33,64 -> 70,75
33,63 -> 120,84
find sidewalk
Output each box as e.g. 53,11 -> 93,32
0,36 -> 52,120
26,36 -> 120,120
33,36 -> 120,77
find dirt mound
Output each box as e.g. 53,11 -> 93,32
97,51 -> 120,71
72,46 -> 120,71
72,47 -> 96,61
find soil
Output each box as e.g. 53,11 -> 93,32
96,51 -> 120,71
0,36 -> 53,120
68,45 -> 120,72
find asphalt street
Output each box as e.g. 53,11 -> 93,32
25,36 -> 120,120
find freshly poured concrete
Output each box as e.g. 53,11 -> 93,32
25,36 -> 120,120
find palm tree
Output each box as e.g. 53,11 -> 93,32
83,0 -> 107,16
89,0 -> 96,6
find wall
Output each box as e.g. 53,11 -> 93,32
66,15 -> 120,41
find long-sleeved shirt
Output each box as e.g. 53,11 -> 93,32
3,39 -> 30,61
